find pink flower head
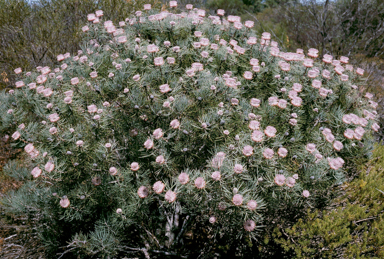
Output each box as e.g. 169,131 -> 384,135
261,32 -> 271,40
356,68 -> 364,76
194,177 -> 206,189
344,129 -> 354,139
245,20 -> 254,28
144,139 -> 154,149
212,152 -> 226,168
264,126 -> 277,137
322,69 -> 331,80
322,54 -> 333,63
49,113 -> 60,122
263,148 -> 274,159
165,190 -> 177,203
178,172 -> 189,184
138,186 -> 149,198
302,190 -> 310,198
217,9 -> 225,16
340,74 -> 349,81
156,155 -> 166,164
291,97 -> 302,107
45,161 -> 55,172
211,171 -> 221,181
76,140 -> 84,147
109,167 -> 118,176
247,37 -> 257,45
292,83 -> 302,92
49,127 -> 58,134
328,157 -> 344,170
170,119 -> 180,129
167,57 -> 175,64
31,167 -> 42,178
306,143 -> 316,153
274,174 -> 285,186
279,62 -> 290,71
250,98 -> 261,107
340,56 -> 349,64
242,145 -> 253,157
169,1 -> 177,7
144,4 -> 151,10
24,143 -> 35,154
372,123 -> 380,132
286,177 -> 295,187
333,141 -> 343,151
186,4 -> 193,10
71,77 -> 79,85
153,181 -> 165,194
312,80 -> 321,89
278,99 -> 287,109
209,216 -> 216,224
95,10 -> 103,17
234,164 -> 244,174
14,67 -> 22,74
249,120 -> 260,130
334,65 -> 344,75
15,81 -> 25,88
60,197 -> 70,208
243,71 -> 253,80
154,57 -> 164,66
153,128 -> 163,139
232,194 -> 243,206
87,104 -> 97,114
244,220 -> 256,231
303,58 -> 313,68
308,48 -> 318,58
159,84 -> 171,93
251,130 -> 264,142
278,147 -> 288,158
325,133 -> 335,143
131,162 -> 140,171
247,200 -> 257,210
289,118 -> 298,126
268,96 -> 279,106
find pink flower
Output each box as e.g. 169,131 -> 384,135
209,216 -> 216,224
278,147 -> 288,158
170,119 -> 180,129
71,77 -> 79,85
274,174 -> 285,186
245,20 -> 254,28
344,129 -> 354,139
76,140 -> 84,147
217,9 -> 225,16
109,167 -> 118,175
243,145 -> 253,157
95,10 -> 103,17
277,99 -> 287,109
322,69 -> 331,79
251,130 -> 264,142
49,127 -> 58,134
186,4 -> 193,10
279,61 -> 290,71
153,128 -> 163,139
49,113 -> 60,122
250,98 -> 261,107
322,128 -> 332,136
333,141 -> 343,151
372,123 -> 380,132
64,97 -> 72,104
194,177 -> 206,189
264,126 -> 277,137
132,74 -> 140,81
169,1 -> 177,7
14,67 -> 22,74
249,120 -> 260,130
167,57 -> 175,64
286,177 -> 295,187
234,164 -> 244,174
212,152 -> 226,168
334,65 -> 344,75
247,37 -> 257,45
356,68 -> 364,76
36,75 -> 47,84
24,144 -> 35,154
243,71 -> 253,80
328,157 -> 344,170
138,186 -> 149,198
31,167 -> 42,178
144,139 -> 154,149
244,220 -> 256,231
326,133 -> 335,143
131,162 -> 140,171
60,196 -> 70,208
322,54 -> 333,63
306,143 -> 316,153
308,48 -> 318,58
178,173 -> 189,184
340,56 -> 349,64
289,119 -> 297,126
247,200 -> 257,210
15,81 -> 25,88
232,194 -> 243,206
261,32 -> 271,40
303,59 -> 313,68
28,83 -> 36,89
156,155 -> 166,164
211,171 -> 221,181
45,161 -> 55,172
147,44 -> 159,53
165,190 -> 177,203
263,148 -> 274,159
302,190 -> 310,198
105,143 -> 112,148
291,97 -> 302,107
293,174 -> 299,180
308,69 -> 318,78
250,58 -> 259,66
12,131 -> 21,140
312,80 -> 321,89
292,83 -> 302,92
144,4 -> 151,10
153,181 -> 165,194
159,84 -> 171,93
340,74 -> 349,81
154,57 -> 164,66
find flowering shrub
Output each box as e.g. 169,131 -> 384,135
0,2 -> 380,257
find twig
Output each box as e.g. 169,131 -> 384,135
353,216 -> 377,224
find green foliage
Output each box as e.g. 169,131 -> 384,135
0,3 -> 379,258
274,143 -> 384,258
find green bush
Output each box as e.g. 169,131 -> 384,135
0,2 -> 380,258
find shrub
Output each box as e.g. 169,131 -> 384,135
273,144 -> 384,258
0,2 -> 380,257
